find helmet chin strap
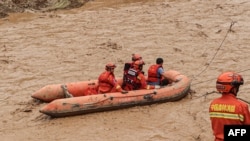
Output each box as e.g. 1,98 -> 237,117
229,86 -> 240,96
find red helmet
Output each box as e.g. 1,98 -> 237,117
134,60 -> 145,66
216,71 -> 244,93
105,62 -> 116,70
133,60 -> 145,70
132,54 -> 142,61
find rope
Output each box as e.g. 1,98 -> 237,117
191,68 -> 250,86
191,91 -> 218,100
238,98 -> 250,105
190,91 -> 250,105
192,21 -> 236,80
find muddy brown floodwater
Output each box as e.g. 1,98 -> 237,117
1,0 -> 250,141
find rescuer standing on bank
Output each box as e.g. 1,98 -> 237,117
209,71 -> 250,141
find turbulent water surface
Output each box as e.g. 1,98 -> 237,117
1,0 -> 250,141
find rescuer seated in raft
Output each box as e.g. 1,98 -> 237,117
97,62 -> 127,94
122,60 -> 155,90
61,62 -> 127,97
122,53 -> 143,88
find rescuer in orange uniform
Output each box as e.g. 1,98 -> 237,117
209,71 -> 250,141
123,54 -> 143,76
123,60 -> 154,90
122,53 -> 143,88
98,62 -> 127,94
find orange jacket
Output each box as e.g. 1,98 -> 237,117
98,71 -> 122,94
147,64 -> 163,83
209,94 -> 250,141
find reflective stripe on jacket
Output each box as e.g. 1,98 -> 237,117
209,94 -> 250,141
123,68 -> 140,90
123,68 -> 152,91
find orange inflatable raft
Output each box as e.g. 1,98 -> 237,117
35,70 -> 191,117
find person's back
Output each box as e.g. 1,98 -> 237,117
123,67 -> 141,91
209,72 -> 250,141
98,71 -> 114,93
98,62 -> 125,94
210,94 -> 250,141
122,54 -> 143,89
147,58 -> 168,86
123,60 -> 150,91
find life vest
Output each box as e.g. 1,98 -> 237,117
98,71 -> 113,93
147,64 -> 162,83
123,68 -> 141,90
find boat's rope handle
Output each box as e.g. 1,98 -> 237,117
61,84 -> 73,98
